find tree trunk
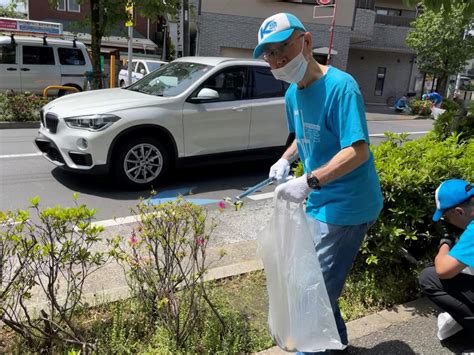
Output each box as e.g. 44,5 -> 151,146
437,75 -> 449,97
90,0 -> 104,89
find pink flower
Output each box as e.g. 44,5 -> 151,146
130,230 -> 138,247
196,237 -> 205,246
218,201 -> 226,210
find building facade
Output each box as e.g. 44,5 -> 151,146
27,0 -> 160,54
196,0 -> 421,105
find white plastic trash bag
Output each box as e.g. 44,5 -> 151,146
257,198 -> 343,352
431,107 -> 446,120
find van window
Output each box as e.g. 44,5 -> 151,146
58,47 -> 85,65
23,46 -> 55,65
0,45 -> 16,64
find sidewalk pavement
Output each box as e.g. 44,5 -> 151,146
26,198 -> 473,354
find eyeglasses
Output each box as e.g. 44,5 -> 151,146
262,34 -> 305,62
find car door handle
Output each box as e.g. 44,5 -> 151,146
20,68 -> 30,71
6,67 -> 17,71
232,106 -> 248,111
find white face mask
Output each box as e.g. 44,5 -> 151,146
270,39 -> 308,84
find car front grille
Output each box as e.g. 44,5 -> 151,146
45,113 -> 59,133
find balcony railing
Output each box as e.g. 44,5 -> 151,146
356,0 -> 375,10
375,14 -> 414,27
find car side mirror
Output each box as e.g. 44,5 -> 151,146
193,88 -> 220,101
140,69 -> 146,75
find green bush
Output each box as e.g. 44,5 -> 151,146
440,98 -> 460,112
433,110 -> 474,141
361,133 -> 473,271
0,92 -> 49,122
408,99 -> 431,116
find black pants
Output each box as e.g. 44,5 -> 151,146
419,266 -> 474,334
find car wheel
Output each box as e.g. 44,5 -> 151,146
114,136 -> 170,189
120,80 -> 126,87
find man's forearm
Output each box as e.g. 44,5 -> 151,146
312,141 -> 369,186
281,139 -> 298,163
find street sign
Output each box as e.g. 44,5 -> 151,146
0,17 -> 63,35
125,1 -> 134,27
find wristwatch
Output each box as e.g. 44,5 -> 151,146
306,172 -> 321,190
439,238 -> 453,250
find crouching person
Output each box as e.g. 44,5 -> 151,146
419,179 -> 474,340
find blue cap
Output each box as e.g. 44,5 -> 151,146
253,13 -> 306,59
433,179 -> 474,221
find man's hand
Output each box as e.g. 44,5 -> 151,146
269,158 -> 290,183
274,175 -> 311,203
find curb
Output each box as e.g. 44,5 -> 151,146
0,121 -> 40,129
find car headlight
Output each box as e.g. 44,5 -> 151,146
64,114 -> 121,131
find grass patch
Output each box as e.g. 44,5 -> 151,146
1,268 -> 419,353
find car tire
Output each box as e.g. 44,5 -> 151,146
113,136 -> 170,189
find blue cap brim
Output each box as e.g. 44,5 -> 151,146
432,209 -> 444,222
253,28 -> 295,59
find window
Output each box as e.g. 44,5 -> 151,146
250,66 -> 287,99
0,45 -> 16,64
23,46 -> 55,65
58,48 -> 85,65
57,0 -> 66,11
58,0 -> 80,12
136,62 -> 146,75
201,67 -> 248,102
68,0 -> 80,12
131,61 -> 138,72
376,7 -> 402,16
374,67 -> 386,96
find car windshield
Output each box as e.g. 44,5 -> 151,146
126,61 -> 212,97
146,61 -> 164,72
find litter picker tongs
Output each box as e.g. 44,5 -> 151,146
224,177 -> 276,211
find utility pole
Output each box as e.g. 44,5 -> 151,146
183,0 -> 189,57
125,1 -> 134,85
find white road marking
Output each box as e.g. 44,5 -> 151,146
248,192 -> 274,201
0,152 -> 42,159
369,131 -> 430,137
91,215 -> 140,228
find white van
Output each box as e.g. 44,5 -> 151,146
0,35 -> 92,96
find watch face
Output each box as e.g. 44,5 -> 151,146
307,174 -> 320,189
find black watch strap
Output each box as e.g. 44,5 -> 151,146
306,172 -> 321,190
439,238 -> 453,249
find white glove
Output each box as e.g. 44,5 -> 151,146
274,175 -> 311,203
269,158 -> 290,182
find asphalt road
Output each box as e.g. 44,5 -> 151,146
0,119 -> 434,221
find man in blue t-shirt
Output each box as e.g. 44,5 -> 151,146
422,91 -> 443,107
253,13 -> 383,354
419,179 -> 474,340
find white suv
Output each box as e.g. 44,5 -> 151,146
35,57 -> 290,188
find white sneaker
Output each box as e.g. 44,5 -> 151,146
437,312 -> 463,340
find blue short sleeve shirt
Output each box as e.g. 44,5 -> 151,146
449,221 -> 474,267
285,66 -> 383,225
